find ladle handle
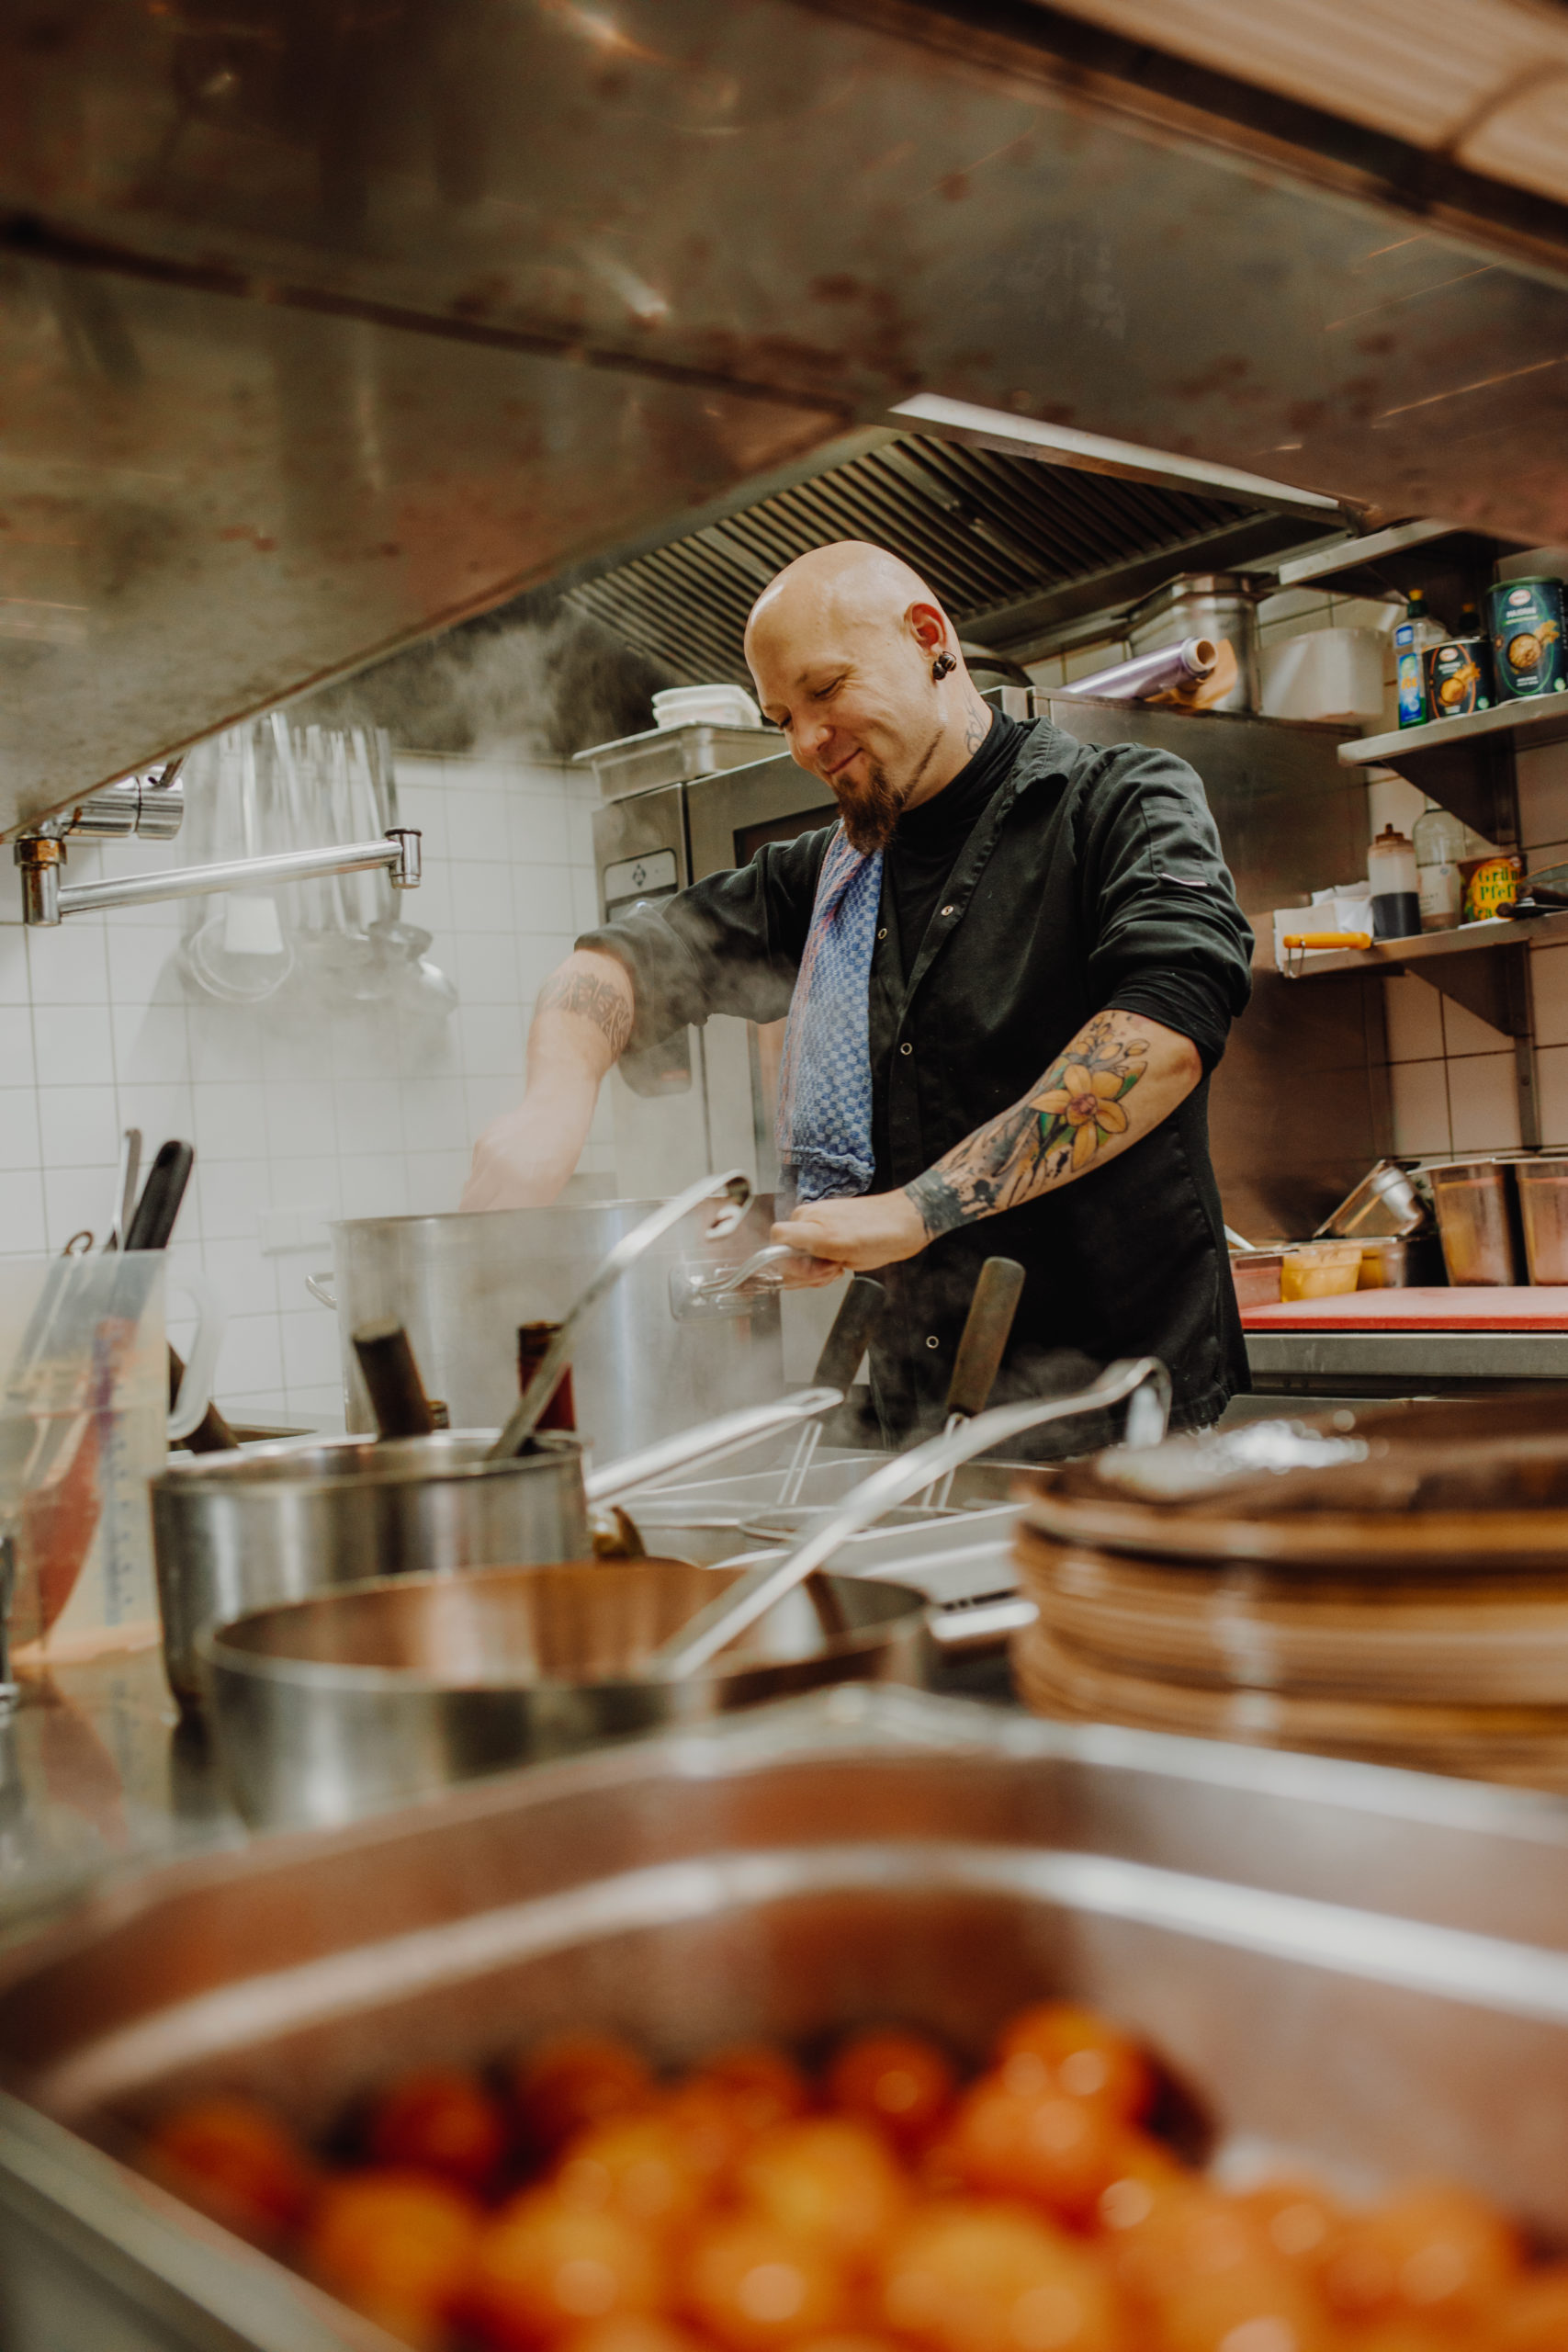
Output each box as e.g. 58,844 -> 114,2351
353,1319 -> 437,1441
488,1169 -> 751,1461
945,1257 -> 1026,1422
586,1386 -> 843,1505
650,1356 -> 1171,1679
813,1276 -> 886,1395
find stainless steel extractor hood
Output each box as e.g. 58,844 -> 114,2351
6,0 -> 1568,836
562,427 -> 1329,684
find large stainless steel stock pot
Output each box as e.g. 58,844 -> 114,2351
318,1198 -> 785,1454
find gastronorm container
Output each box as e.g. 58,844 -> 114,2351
1355,1233 -> 1446,1288
1518,1157 -> 1568,1284
9,1689 -> 1568,2352
1228,1248 -> 1283,1307
1280,1238 -> 1362,1299
1427,1158 -> 1521,1284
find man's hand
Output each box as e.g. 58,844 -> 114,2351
772,1188 -> 928,1272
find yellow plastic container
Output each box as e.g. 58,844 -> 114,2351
1280,1239 -> 1364,1301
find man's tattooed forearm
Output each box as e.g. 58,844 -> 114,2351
904,1010 -> 1150,1238
536,970 -> 634,1057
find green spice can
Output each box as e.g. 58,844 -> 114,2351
1486,576 -> 1567,701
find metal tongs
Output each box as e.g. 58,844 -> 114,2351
489,1169 -> 753,1460
650,1354 -> 1172,1679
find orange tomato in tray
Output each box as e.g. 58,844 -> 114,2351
140,2093 -> 317,2248
135,2000 -> 1568,2352
472,2188 -> 668,2349
827,2030 -> 956,2151
515,2034 -> 655,2158
688,2043 -> 811,2137
947,2070 -> 1128,2223
367,2065 -> 510,2194
684,2211 -> 851,2352
739,2118 -> 908,2267
1322,2180 -> 1521,2327
557,2109 -> 716,2238
994,2002 -> 1154,2125
304,2168 -> 482,2350
879,2198 -> 1126,2352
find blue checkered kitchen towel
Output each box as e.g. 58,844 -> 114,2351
774,829 -> 885,1208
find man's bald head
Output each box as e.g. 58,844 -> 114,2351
743,539 -> 989,852
744,540 -> 949,662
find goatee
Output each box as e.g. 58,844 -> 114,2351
834,761 -> 905,855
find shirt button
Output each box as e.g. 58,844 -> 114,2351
876,927 -> 888,940
941,903 -> 957,916
899,1041 -> 913,1057
925,1334 -> 940,1350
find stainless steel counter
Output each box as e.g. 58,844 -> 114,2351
1247,1326 -> 1568,1396
0,1651 -> 242,1946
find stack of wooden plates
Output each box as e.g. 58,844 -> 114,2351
1012,1396 -> 1568,1789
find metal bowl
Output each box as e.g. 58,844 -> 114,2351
153,1430 -> 591,1712
200,1557 -> 932,1831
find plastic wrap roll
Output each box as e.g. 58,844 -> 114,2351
1059,636 -> 1217,703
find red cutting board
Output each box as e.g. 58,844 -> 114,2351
1242,1286 -> 1568,1331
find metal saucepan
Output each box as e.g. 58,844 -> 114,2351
153,1389 -> 840,1713
198,1365 -> 1163,1827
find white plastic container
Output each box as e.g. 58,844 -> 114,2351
1368,823 -> 1420,940
652,684 -> 763,730
1260,627 -> 1385,724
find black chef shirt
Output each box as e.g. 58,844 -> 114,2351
579,716 -> 1255,1455
887,711 -> 1023,984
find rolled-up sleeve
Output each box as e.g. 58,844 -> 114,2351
1078,748 -> 1254,1071
576,824 -> 832,1053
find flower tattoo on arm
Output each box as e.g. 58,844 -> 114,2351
905,1010 -> 1155,1238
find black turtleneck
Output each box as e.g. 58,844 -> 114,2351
886,710 -> 1023,984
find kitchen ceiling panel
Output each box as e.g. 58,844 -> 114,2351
6,0 -> 1568,829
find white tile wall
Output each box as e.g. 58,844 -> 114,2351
1383,735 -> 1568,1162
0,751 -> 611,1430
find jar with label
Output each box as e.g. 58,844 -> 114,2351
1413,803 -> 1467,930
1368,823 -> 1420,939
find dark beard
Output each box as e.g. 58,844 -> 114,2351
833,761 -> 905,854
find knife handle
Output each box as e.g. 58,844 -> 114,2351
123,1140 -> 195,1252
353,1319 -> 438,1441
811,1275 -> 886,1394
945,1256 -> 1026,1420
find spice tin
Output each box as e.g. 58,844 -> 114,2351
1487,577 -> 1567,701
1464,853 -> 1523,923
1425,636 -> 1494,718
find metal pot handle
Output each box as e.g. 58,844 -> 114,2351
651,1356 -> 1170,1679
306,1272 -> 337,1311
586,1386 -> 843,1506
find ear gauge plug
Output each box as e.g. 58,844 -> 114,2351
931,650 -> 957,682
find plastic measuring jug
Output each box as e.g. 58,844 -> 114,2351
0,1250 -> 220,1674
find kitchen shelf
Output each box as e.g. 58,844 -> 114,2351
1274,908 -> 1568,980
1338,694 -> 1568,774
1274,517 -> 1518,608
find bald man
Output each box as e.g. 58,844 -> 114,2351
464,541 -> 1255,1452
